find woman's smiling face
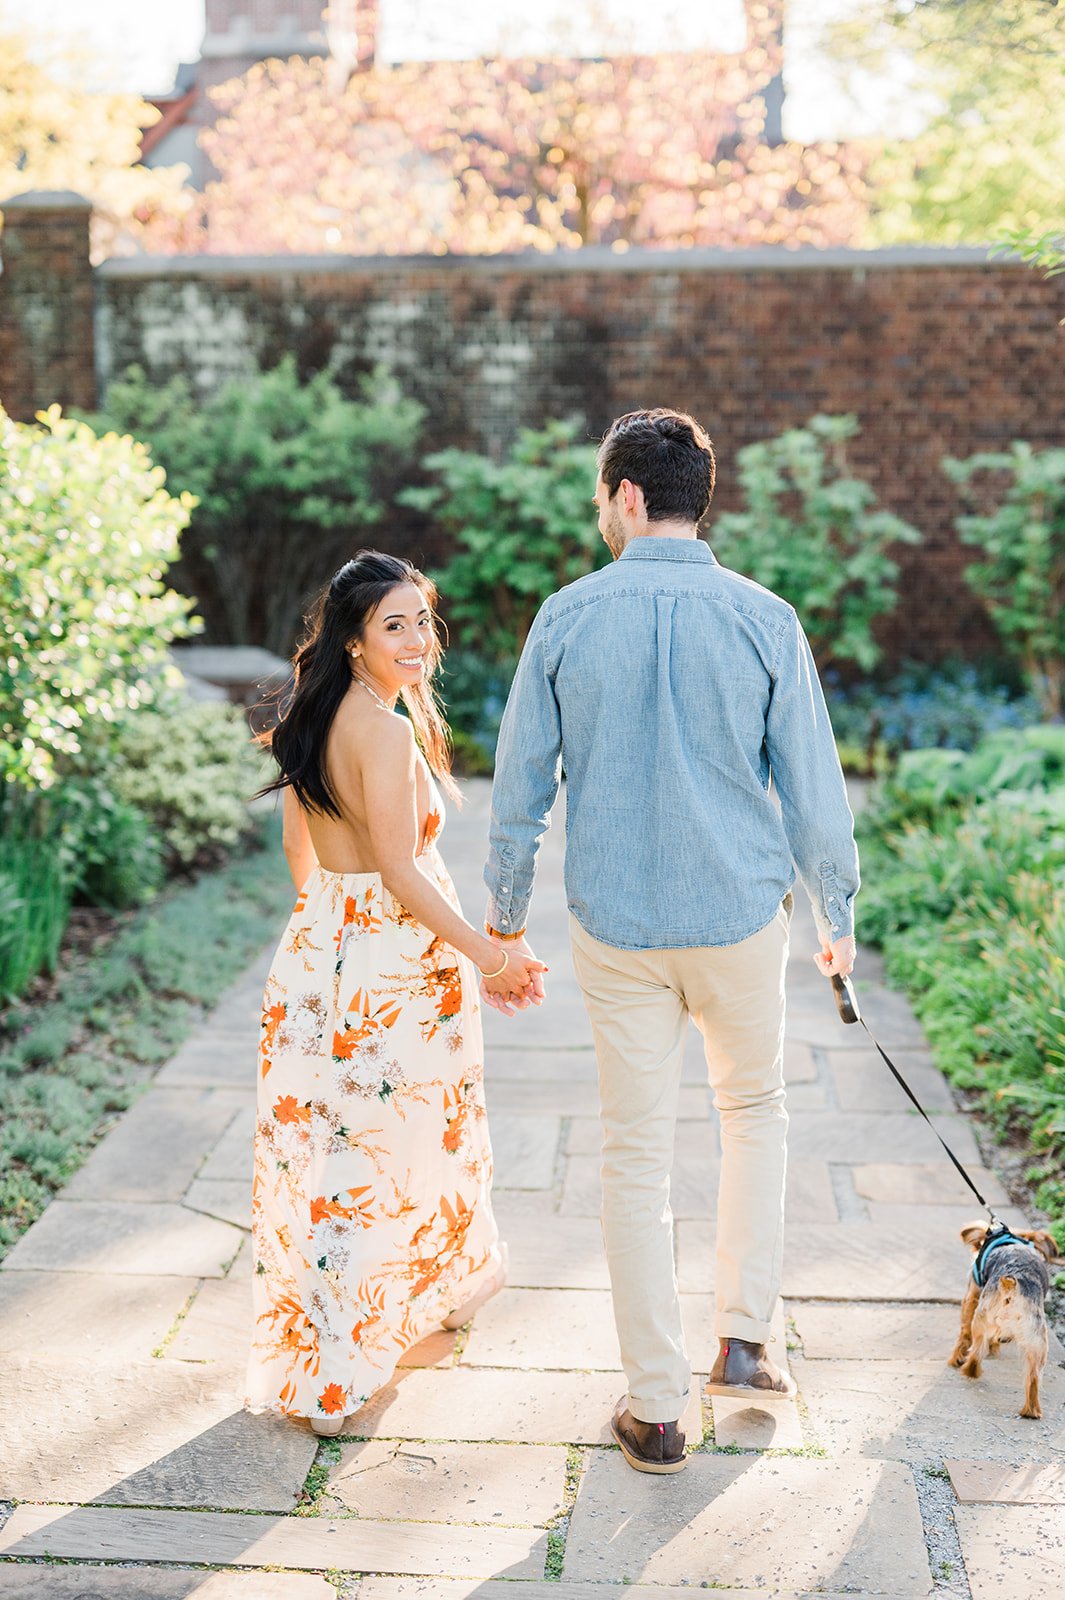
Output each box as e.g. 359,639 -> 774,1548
351,581 -> 434,698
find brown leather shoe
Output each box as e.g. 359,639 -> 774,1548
610,1401 -> 687,1474
705,1336 -> 796,1399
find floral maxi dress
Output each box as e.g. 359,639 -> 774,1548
244,779 -> 502,1422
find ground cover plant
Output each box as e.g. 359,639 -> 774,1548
856,725 -> 1065,1250
0,812 -> 293,1257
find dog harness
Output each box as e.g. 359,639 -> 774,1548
972,1225 -> 1037,1287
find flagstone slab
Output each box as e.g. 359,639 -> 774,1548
323,1438 -> 568,1523
0,1271 -> 199,1362
0,1358 -> 315,1509
785,1111 -> 981,1167
559,1155 -> 836,1224
463,1290 -> 730,1373
199,1107 -> 256,1182
787,988 -> 930,1050
355,1588 -> 920,1600
486,1113 -> 561,1189
155,1033 -> 259,1089
343,1366 -> 702,1445
788,1301 -> 963,1362
566,1116 -> 721,1157
62,1090 -> 245,1203
852,1162 -> 1010,1206
0,1571 -> 334,1598
562,1453 -> 933,1591
184,1178 -> 253,1230
710,1391 -> 804,1450
947,1460 -> 1065,1504
792,1356 -> 1065,1463
0,1503 -> 547,1579
490,1209 -> 610,1289
955,1503 -> 1065,1600
679,1220 -> 965,1299
826,1050 -> 954,1113
168,1279 -> 251,1363
483,1048 -> 598,1083
865,1203 -> 1032,1239
2,1202 -> 244,1278
226,1236 -> 253,1279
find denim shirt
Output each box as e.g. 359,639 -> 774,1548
484,536 -> 859,951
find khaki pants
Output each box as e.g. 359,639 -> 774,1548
568,896 -> 792,1425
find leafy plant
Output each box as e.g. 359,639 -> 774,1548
98,694 -> 267,869
401,418 -> 606,665
944,442 -> 1065,718
54,777 -> 164,912
87,358 -> 424,655
0,404 -> 199,791
712,415 -> 922,674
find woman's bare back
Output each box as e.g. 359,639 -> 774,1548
301,689 -> 433,874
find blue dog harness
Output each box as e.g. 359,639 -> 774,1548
972,1226 -> 1037,1287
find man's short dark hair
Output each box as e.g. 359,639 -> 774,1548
597,408 -> 716,524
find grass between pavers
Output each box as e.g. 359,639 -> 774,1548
0,811 -> 294,1259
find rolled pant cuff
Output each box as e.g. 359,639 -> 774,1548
627,1388 -> 689,1426
714,1312 -> 772,1344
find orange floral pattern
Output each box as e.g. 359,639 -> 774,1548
245,774 -> 501,1421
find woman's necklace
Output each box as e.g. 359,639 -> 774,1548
354,674 -> 395,714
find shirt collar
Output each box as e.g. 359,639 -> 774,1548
617,536 -> 717,565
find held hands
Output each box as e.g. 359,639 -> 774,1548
813,933 -> 856,979
479,935 -> 549,1017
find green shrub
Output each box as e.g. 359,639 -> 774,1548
101,695 -> 266,868
89,358 -> 424,655
944,441 -> 1065,718
712,414 -> 922,673
0,404 -> 199,792
54,777 -> 164,911
401,418 -> 606,665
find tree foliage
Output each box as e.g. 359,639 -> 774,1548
178,43 -> 868,255
824,0 -> 1065,245
0,24 -> 191,258
712,414 -> 922,674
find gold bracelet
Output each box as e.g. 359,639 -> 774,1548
478,948 -> 510,979
485,924 -> 527,942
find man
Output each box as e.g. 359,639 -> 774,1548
481,408 -> 859,1474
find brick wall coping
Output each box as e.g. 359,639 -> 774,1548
95,243 -> 1007,279
2,190 -> 93,210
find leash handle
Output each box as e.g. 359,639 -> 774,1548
827,973 -> 996,1222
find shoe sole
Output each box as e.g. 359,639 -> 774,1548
442,1245 -> 509,1330
609,1416 -> 687,1474
703,1377 -> 797,1400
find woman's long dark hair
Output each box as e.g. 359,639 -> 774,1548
255,550 -> 460,815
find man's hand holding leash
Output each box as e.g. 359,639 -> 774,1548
813,933 -> 855,979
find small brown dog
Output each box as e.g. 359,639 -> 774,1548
950,1221 -> 1061,1419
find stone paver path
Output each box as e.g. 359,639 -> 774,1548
2,779 -> 1063,1598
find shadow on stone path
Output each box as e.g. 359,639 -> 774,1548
1,779 -> 1063,1598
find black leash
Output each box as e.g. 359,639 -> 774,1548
830,974 -> 1001,1229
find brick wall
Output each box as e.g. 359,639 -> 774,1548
4,195 -> 1064,665
0,192 -> 96,422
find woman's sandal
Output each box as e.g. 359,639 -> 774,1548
310,1414 -> 347,1437
442,1243 -> 509,1330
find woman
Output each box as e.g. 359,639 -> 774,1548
244,551 -> 545,1436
